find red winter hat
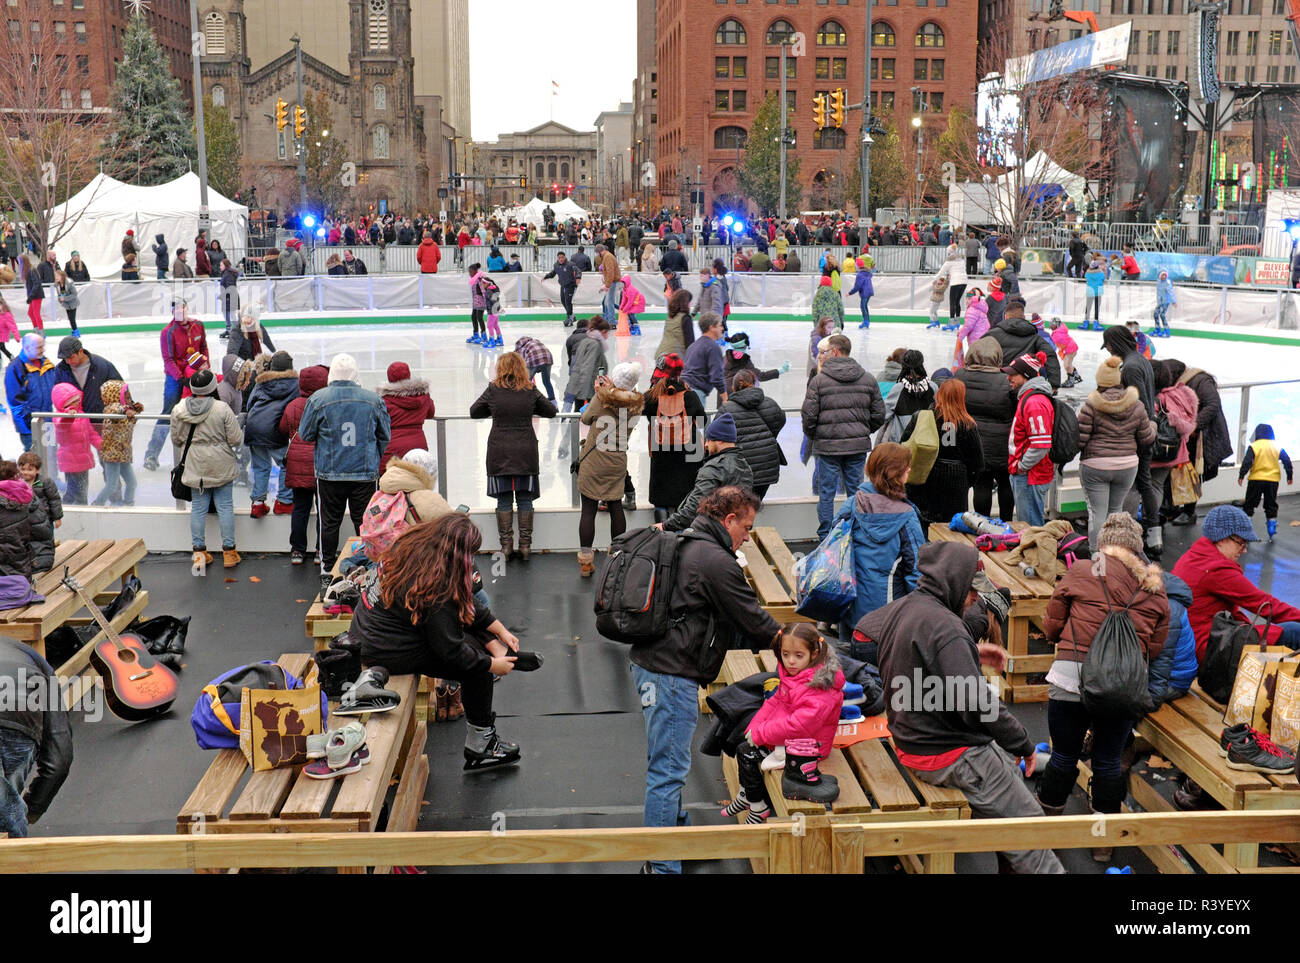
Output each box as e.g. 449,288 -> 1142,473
1001,351 -> 1047,380
387,361 -> 411,382
988,275 -> 1003,290
819,276 -> 833,287
126,229 -> 134,236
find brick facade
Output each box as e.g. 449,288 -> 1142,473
655,0 -> 977,214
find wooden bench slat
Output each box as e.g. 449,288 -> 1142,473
752,526 -> 801,595
757,650 -> 778,673
720,649 -> 762,685
846,739 -> 921,811
227,654 -> 315,820
1142,705 -> 1272,800
5,539 -> 144,629
330,675 -> 420,825
763,768 -> 825,817
822,749 -> 873,814
742,538 -> 793,607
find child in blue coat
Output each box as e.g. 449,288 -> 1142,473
1152,270 -> 1175,337
1082,259 -> 1105,331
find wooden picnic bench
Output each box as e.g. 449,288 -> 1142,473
928,522 -> 1056,703
714,648 -> 971,874
1132,683 -> 1300,873
304,537 -> 363,649
177,652 -> 427,874
0,538 -> 149,685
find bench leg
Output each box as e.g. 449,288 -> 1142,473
1006,616 -> 1030,700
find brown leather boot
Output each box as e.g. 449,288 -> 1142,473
223,548 -> 241,568
496,510 -> 515,558
578,549 -> 595,577
517,509 -> 534,561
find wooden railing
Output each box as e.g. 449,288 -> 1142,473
2,812 -> 1298,874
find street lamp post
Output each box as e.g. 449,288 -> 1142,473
779,39 -> 788,220
292,33 -> 306,211
860,3 -> 873,224
189,0 -> 210,234
912,115 -> 923,213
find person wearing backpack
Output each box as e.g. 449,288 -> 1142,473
469,352 -> 558,561
1149,360 -> 1198,535
361,448 -> 452,561
1038,512 -> 1168,862
643,354 -> 706,523
719,369 -> 785,500
279,364 -> 329,565
630,486 -> 781,873
1003,351 -> 1056,527
1076,356 -> 1156,552
1101,326 -> 1159,553
243,351 -> 299,519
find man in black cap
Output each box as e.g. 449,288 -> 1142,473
53,337 -> 122,416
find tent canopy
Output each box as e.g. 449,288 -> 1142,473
1000,151 -> 1087,205
47,172 -> 249,280
508,196 -> 590,228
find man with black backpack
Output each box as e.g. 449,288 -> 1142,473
620,486 -> 780,874
1003,351 -> 1058,527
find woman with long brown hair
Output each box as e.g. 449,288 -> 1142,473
643,353 -> 706,523
351,513 -> 542,771
655,287 -> 695,363
902,377 -> 985,526
470,351 -> 557,560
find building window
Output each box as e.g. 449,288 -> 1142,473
816,57 -> 830,79
561,161 -> 570,179
929,91 -> 943,111
1267,64 -> 1279,82
1246,31 -> 1258,56
54,21 -> 65,42
1285,65 -> 1296,83
1165,65 -> 1177,79
368,0 -> 390,51
879,58 -> 895,79
211,84 -> 225,107
72,0 -> 82,8
915,59 -> 927,80
76,54 -> 87,74
372,124 -> 389,159
815,127 -> 847,149
785,90 -> 796,112
1268,30 -> 1282,57
733,89 -> 747,110
715,125 -> 748,150
931,58 -> 944,80
817,19 -> 846,45
7,20 -> 18,42
204,11 -> 225,55
716,18 -> 746,44
74,20 -> 85,43
715,89 -> 730,110
79,88 -> 90,108
831,57 -> 846,79
1225,65 -> 1237,81
765,56 -> 796,78
915,22 -> 943,47
766,19 -> 796,44
1245,65 -> 1255,83
59,88 -> 71,109
548,161 -> 557,178
1225,31 -> 1238,56
717,56 -> 730,78
1145,30 -> 1158,56
29,21 -> 39,39
1167,30 -> 1179,55
733,56 -> 747,78
873,23 -> 896,46
373,83 -> 387,109
535,162 -> 543,181
870,90 -> 895,110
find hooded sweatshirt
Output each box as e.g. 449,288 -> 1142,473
859,541 -> 1033,762
746,652 -> 845,760
51,383 -> 101,473
955,337 -> 1016,472
0,478 -> 34,578
151,235 -> 168,271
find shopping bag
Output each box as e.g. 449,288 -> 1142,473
1199,605 -> 1274,704
904,410 -> 940,484
239,683 -> 325,772
1223,645 -> 1300,731
1271,670 -> 1300,753
1169,460 -> 1201,506
794,517 -> 857,623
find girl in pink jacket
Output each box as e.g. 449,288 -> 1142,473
722,623 -> 845,823
953,288 -> 989,368
619,280 -> 646,335
1048,317 -> 1081,387
51,382 -> 102,505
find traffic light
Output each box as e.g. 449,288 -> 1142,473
520,175 -> 527,189
830,88 -> 846,129
275,99 -> 288,131
813,93 -> 828,131
293,105 -> 307,139
566,183 -> 573,196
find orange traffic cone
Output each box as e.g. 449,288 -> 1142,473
616,310 -> 631,337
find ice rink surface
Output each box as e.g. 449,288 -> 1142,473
10,314 -> 1299,510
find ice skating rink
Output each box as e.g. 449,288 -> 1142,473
13,312 -> 1300,510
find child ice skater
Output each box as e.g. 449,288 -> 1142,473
466,262 -> 488,345
952,288 -> 988,369
1082,258 -> 1105,331
722,623 -> 845,823
0,293 -> 18,360
1238,424 -> 1293,542
849,255 -> 874,329
1047,317 -> 1080,387
93,379 -> 143,506
51,383 -> 101,505
1153,270 -> 1175,337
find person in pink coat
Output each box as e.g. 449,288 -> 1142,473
1048,317 -> 1081,387
953,288 -> 989,369
618,279 -> 646,335
0,293 -> 19,361
51,382 -> 101,505
1150,359 -> 1200,530
721,624 -> 845,823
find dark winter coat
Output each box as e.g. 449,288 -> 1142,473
63,259 -> 90,283
243,369 -> 299,448
261,252 -> 281,277
836,480 -> 926,632
661,445 -> 753,532
226,322 -> 275,362
902,415 -> 985,525
354,576 -> 495,681
628,513 -> 781,685
53,352 -> 122,416
27,477 -> 61,573
955,339 -> 1016,473
988,317 -> 1062,389
1148,572 -> 1198,705
376,377 -> 435,472
279,365 -> 330,490
1043,546 -> 1168,664
24,266 -> 44,303
720,385 -> 786,488
151,235 -> 168,271
723,351 -> 780,395
644,386 -> 706,509
1171,364 -> 1232,481
0,479 -> 33,578
0,640 -> 72,822
1077,385 -> 1156,464
859,541 -> 1035,759
577,383 -> 643,501
801,355 -> 886,457
469,382 -> 558,477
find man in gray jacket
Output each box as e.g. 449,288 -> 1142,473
802,333 -> 886,539
655,413 -> 752,532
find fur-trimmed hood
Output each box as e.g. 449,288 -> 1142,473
376,377 -> 431,398
254,368 -> 298,385
595,381 -> 645,415
379,457 -> 433,495
805,646 -> 843,690
1086,385 -> 1140,414
1099,545 -> 1165,593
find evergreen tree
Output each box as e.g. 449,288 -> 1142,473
195,97 -> 241,199
107,11 -> 196,184
738,93 -> 801,215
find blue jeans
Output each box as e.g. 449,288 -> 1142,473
495,492 -> 534,511
602,281 -> 623,323
631,664 -> 698,874
145,374 -> 185,462
63,470 -> 88,505
92,462 -> 137,506
1010,473 -> 1048,527
1275,622 -> 1300,649
816,453 -> 866,541
858,296 -> 871,324
1153,303 -> 1170,327
0,730 -> 37,839
529,363 -> 556,402
190,483 -> 236,550
250,445 -> 292,504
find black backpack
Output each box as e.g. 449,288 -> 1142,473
1028,388 -> 1080,472
1151,404 -> 1181,464
594,527 -> 685,645
1074,577 -> 1155,719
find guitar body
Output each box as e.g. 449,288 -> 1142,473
88,632 -> 179,722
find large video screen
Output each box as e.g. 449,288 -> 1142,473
977,77 -> 1020,168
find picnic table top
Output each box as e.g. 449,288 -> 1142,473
927,522 -> 1057,603
0,538 -> 146,643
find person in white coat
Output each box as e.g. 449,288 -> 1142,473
927,249 -> 969,331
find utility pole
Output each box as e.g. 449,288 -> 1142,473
293,33 -> 306,211
860,4 -> 873,224
189,0 -> 210,234
779,41 -> 788,220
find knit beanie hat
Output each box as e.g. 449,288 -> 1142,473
994,258 -> 1007,271
1098,512 -> 1144,556
1096,355 -> 1123,388
400,448 -> 438,483
1001,350 -> 1047,380
186,350 -> 206,371
654,352 -> 685,381
328,353 -> 359,384
705,412 -> 737,443
270,350 -> 294,372
189,369 -> 217,396
611,361 -> 642,391
387,361 -> 411,382
1202,505 -> 1259,543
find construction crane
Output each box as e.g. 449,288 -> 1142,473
1028,0 -> 1100,36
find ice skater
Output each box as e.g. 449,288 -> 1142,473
1238,423 -> 1293,542
1152,270 -> 1175,337
849,254 -> 874,328
1048,317 -> 1080,388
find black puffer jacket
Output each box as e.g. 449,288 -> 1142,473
802,355 -> 886,457
0,640 -> 72,821
0,479 -> 33,578
720,386 -> 786,487
987,318 -> 1061,389
955,339 -> 1017,471
27,477 -> 62,573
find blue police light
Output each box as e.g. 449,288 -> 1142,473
722,214 -> 734,227
1286,218 -> 1300,241
315,227 -> 327,238
731,218 -> 746,234
302,214 -> 317,229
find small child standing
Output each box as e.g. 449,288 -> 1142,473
466,263 -> 488,345
0,460 -> 33,581
1048,317 -> 1080,387
1238,423 -> 1293,542
181,350 -> 210,399
0,293 -> 18,360
17,452 -> 60,573
1153,269 -> 1176,337
849,256 -> 874,329
55,270 -> 79,337
1126,318 -> 1155,360
1082,259 -> 1105,331
93,379 -> 143,506
722,623 -> 845,823
51,383 -> 101,505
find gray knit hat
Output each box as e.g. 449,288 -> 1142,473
189,369 -> 217,397
1098,512 -> 1143,555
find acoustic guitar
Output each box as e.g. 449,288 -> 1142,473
62,568 -> 178,722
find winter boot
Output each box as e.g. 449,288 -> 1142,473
435,681 -> 464,723
496,509 -> 516,558
312,647 -> 354,700
782,751 -> 840,804
1088,774 -> 1128,863
578,549 -> 595,578
517,510 -> 535,561
223,548 -> 241,568
328,631 -> 363,686
623,487 -> 637,512
1144,525 -> 1163,559
463,716 -> 521,771
1035,759 -> 1078,816
192,548 -> 213,570
1268,519 -> 1278,542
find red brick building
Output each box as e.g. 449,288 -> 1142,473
655,0 -> 977,215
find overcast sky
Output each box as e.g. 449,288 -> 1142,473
468,0 -> 637,141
